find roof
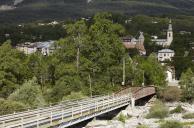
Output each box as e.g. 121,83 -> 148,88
122,35 -> 133,40
151,39 -> 167,42
37,41 -> 55,49
158,49 -> 174,53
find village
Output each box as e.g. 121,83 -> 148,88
16,19 -> 178,87
1,0 -> 194,128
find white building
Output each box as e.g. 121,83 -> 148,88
166,67 -> 179,86
158,49 -> 175,62
16,41 -> 55,56
152,20 -> 173,47
16,42 -> 37,54
37,41 -> 55,56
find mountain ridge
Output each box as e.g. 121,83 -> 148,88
1,0 -> 194,23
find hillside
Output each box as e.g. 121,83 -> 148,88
1,0 -> 194,23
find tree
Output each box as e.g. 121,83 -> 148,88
180,68 -> 194,101
8,78 -> 46,107
47,75 -> 83,103
0,99 -> 26,115
26,53 -> 49,90
0,41 -> 27,98
52,13 -> 127,97
87,12 -> 126,87
65,20 -> 89,73
132,54 -> 166,87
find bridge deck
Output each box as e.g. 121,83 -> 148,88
0,86 -> 155,128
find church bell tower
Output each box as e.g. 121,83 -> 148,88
167,19 -> 173,46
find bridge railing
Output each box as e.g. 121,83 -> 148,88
0,87 -> 156,128
0,94 -> 131,128
0,95 -> 105,120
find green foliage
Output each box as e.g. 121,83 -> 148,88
0,13 -> 189,113
179,68 -> 194,101
146,100 -> 169,119
26,53 -> 50,87
133,54 -> 166,87
8,78 -> 46,107
183,113 -> 194,119
45,76 -> 83,103
160,120 -> 183,128
0,99 -> 26,115
170,105 -> 185,114
182,121 -> 194,126
136,125 -> 149,128
159,86 -> 182,102
2,0 -> 194,24
0,41 -> 27,98
63,92 -> 87,101
118,113 -> 127,123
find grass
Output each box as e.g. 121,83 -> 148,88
117,113 -> 132,123
136,124 -> 149,128
146,100 -> 169,119
182,113 -> 194,119
160,120 -> 183,128
182,121 -> 194,126
170,105 -> 185,114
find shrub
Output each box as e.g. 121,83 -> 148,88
170,105 -> 185,114
183,113 -> 194,119
118,113 -> 127,123
160,120 -> 183,128
8,78 -> 46,107
136,125 -> 149,128
146,100 -> 169,119
182,121 -> 194,126
158,86 -> 182,102
0,99 -> 26,115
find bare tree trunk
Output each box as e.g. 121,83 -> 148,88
89,74 -> 92,97
122,57 -> 126,85
76,47 -> 80,73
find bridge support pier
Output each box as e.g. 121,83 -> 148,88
131,98 -> 135,109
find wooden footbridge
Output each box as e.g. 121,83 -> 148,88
0,86 -> 155,128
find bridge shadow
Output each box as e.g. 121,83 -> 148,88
135,94 -> 155,106
68,87 -> 156,128
68,106 -> 127,128
68,95 -> 155,128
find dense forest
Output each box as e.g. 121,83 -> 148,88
2,0 -> 194,23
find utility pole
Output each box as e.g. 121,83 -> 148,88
76,33 -> 81,73
122,57 -> 126,86
76,46 -> 80,73
142,70 -> 145,87
89,74 -> 92,97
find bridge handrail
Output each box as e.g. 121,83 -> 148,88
0,94 -> 104,118
0,94 -> 131,128
0,95 -> 107,122
0,87 -> 155,128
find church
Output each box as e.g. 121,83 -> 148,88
122,32 -> 146,55
151,20 -> 173,47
